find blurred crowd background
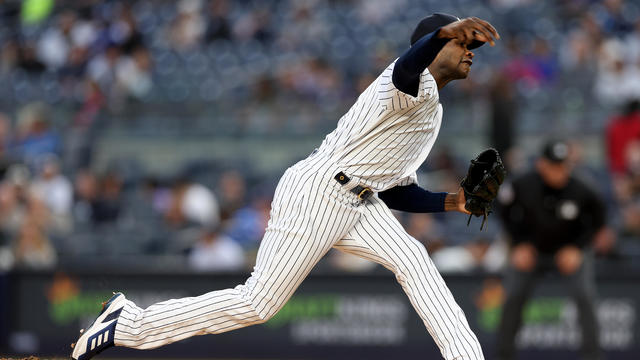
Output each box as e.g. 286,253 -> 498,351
0,0 -> 640,275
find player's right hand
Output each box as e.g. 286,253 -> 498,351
438,17 -> 500,47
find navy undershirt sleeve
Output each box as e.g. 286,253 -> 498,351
378,184 -> 448,213
392,29 -> 450,96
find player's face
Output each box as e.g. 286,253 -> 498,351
438,39 -> 475,79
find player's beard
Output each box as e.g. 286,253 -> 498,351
456,62 -> 471,79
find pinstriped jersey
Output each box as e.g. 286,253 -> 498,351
317,60 -> 442,192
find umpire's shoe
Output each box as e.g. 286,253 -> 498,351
71,292 -> 125,360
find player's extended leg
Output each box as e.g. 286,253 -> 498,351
108,166 -> 361,350
333,196 -> 484,360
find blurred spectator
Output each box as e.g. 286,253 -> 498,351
36,10 -> 75,69
105,3 -> 142,54
595,38 -> 640,105
233,6 -> 272,43
217,170 -> 247,220
12,216 -> 57,269
59,45 -> 89,79
502,37 -> 542,90
501,145 -> 529,178
93,171 -> 123,224
205,0 -> 232,42
0,162 -> 58,270
0,164 -> 32,237
72,169 -> 99,227
628,18 -> 640,64
353,73 -> 377,95
277,1 -> 328,50
606,99 -> 640,175
115,46 -> 153,99
356,0 -> 402,25
188,225 -> 245,272
0,39 -> 19,74
502,36 -> 558,90
18,42 -> 46,73
0,113 -> 16,178
142,177 -> 173,217
607,100 -> 640,236
225,196 -> 270,249
168,0 -> 206,51
431,238 -> 491,273
30,154 -> 73,234
31,154 -> 72,216
166,178 -> 219,228
280,58 -> 341,103
613,140 -> 640,236
87,45 -> 121,94
560,26 -> 599,73
418,147 -> 464,194
11,102 -> 60,165
72,78 -> 106,129
405,213 -> 445,247
529,37 -> 559,85
598,0 -> 634,36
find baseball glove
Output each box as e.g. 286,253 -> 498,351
460,148 -> 506,230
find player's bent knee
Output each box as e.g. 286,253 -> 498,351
247,298 -> 282,324
255,304 -> 282,323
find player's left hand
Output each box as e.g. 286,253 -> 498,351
555,245 -> 583,275
445,188 -> 471,214
455,188 -> 471,214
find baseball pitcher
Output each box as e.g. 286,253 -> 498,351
72,13 -> 501,360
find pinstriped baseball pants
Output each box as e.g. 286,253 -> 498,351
114,159 -> 484,360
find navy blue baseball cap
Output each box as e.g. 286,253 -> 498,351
541,139 -> 570,163
410,13 -> 485,49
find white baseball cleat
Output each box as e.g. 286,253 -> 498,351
70,292 -> 125,360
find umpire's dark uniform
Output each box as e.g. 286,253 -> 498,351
496,141 -> 605,360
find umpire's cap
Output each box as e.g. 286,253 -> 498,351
541,139 -> 571,163
410,13 -> 485,49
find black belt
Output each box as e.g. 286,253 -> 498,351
334,172 -> 373,200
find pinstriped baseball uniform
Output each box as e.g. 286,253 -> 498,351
114,61 -> 484,360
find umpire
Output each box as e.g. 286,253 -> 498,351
496,139 -> 605,360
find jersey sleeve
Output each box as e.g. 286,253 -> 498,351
377,61 -> 438,111
396,172 -> 419,186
